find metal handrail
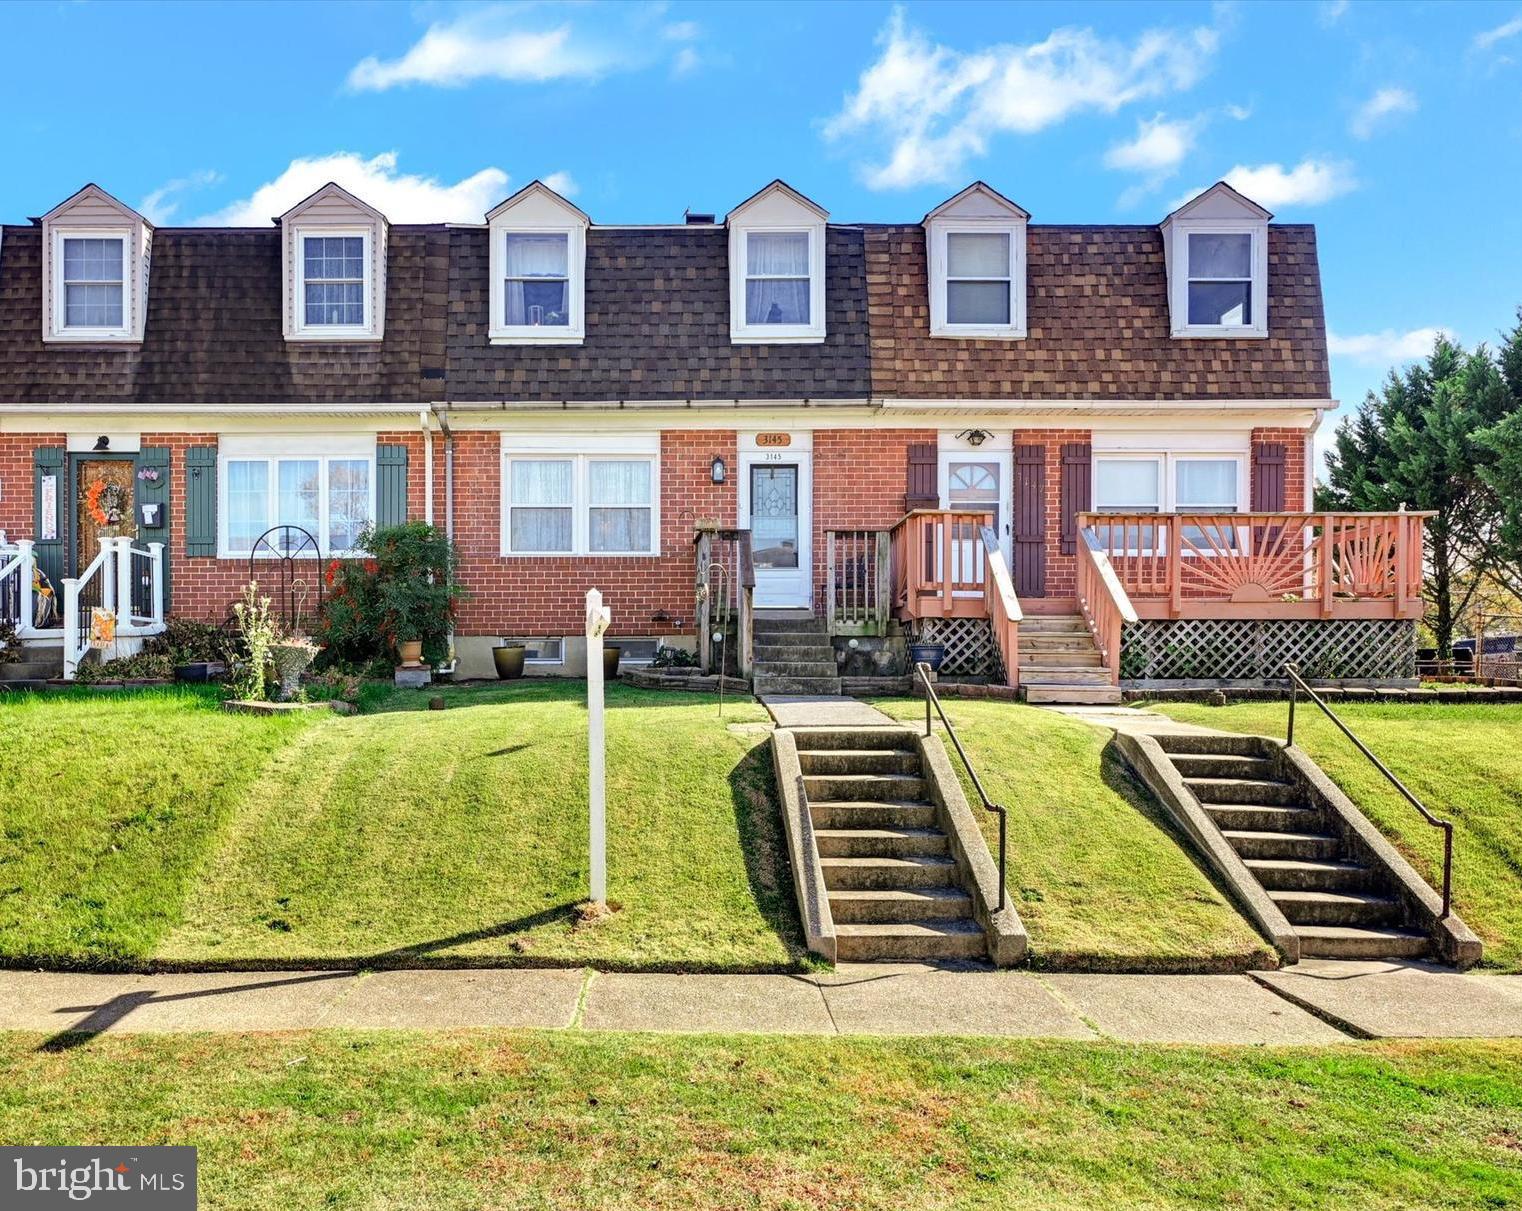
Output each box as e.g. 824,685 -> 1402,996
1284,662 -> 1454,918
915,661 -> 1008,913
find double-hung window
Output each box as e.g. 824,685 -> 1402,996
1186,233 -> 1253,328
502,448 -> 658,556
504,233 -> 571,328
56,234 -> 128,336
744,231 -> 811,327
300,234 -> 368,332
1093,454 -> 1244,553
943,232 -> 1013,327
222,446 -> 374,557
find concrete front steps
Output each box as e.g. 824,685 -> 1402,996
798,728 -> 986,962
1157,738 -> 1432,961
0,640 -> 63,689
1018,615 -> 1121,706
752,612 -> 841,696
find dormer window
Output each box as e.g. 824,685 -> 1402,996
487,181 -> 588,346
1161,182 -> 1270,339
301,234 -> 368,329
727,180 -> 828,344
61,236 -> 126,331
281,183 -> 387,343
923,182 -> 1028,340
40,185 -> 150,344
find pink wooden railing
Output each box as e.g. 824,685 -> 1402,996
1076,530 -> 1138,685
890,509 -> 997,620
979,524 -> 1021,688
1076,511 -> 1429,620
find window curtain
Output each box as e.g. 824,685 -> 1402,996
1176,459 -> 1238,509
505,234 -> 569,326
328,459 -> 371,552
226,460 -> 268,553
1094,459 -> 1161,510
745,232 -> 809,325
510,459 -> 573,551
588,460 -> 652,552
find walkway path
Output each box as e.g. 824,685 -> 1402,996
760,695 -> 898,728
3,962 -> 1520,1043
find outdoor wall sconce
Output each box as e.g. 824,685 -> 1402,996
956,429 -> 992,447
93,435 -> 110,451
711,455 -> 727,484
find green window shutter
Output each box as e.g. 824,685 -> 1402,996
185,446 -> 218,557
32,446 -> 66,590
134,446 -> 171,610
376,444 -> 409,529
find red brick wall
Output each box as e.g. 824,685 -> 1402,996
0,432 -> 63,539
812,428 -> 934,607
1250,426 -> 1309,511
450,429 -> 737,636
1012,427 -> 1092,603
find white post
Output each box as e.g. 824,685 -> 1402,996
148,542 -> 165,627
100,536 -> 116,619
114,537 -> 133,628
61,577 -> 80,680
15,539 -> 35,634
585,588 -> 611,906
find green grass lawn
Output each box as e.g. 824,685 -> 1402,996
0,683 -> 802,972
873,699 -> 1272,971
2,1030 -> 1519,1210
1150,700 -> 1522,972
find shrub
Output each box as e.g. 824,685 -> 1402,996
0,617 -> 20,664
652,645 -> 700,669
231,584 -> 280,701
145,617 -> 233,668
314,522 -> 463,668
75,651 -> 174,683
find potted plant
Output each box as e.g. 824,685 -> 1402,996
603,644 -> 621,681
908,639 -> 946,672
377,575 -> 451,668
493,642 -> 526,679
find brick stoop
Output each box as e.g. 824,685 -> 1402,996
752,613 -> 841,697
1018,615 -> 1121,705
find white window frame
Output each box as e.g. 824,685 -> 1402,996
51,228 -> 132,341
928,222 -> 1026,339
1171,223 -> 1268,339
1092,452 -> 1247,554
217,441 -> 376,559
503,637 -> 566,666
292,228 -> 373,339
489,225 -> 586,345
729,225 -> 826,344
500,446 -> 660,558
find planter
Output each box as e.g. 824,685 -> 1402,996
397,639 -> 424,667
908,642 -> 946,673
492,644 -> 526,680
603,645 -> 621,681
269,640 -> 321,702
174,660 -> 227,684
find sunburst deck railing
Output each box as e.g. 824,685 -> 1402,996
1077,511 -> 1430,621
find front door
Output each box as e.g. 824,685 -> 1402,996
742,450 -> 813,608
941,455 -> 1010,590
75,458 -> 137,570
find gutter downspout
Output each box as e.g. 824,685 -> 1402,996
436,406 -> 457,676
421,409 -> 435,527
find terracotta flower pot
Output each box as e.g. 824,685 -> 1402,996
493,644 -> 526,680
603,645 -> 621,681
398,640 -> 424,667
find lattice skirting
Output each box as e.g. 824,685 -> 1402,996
915,618 -> 997,677
1121,618 -> 1416,683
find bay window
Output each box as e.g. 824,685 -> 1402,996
221,447 -> 374,556
502,446 -> 659,556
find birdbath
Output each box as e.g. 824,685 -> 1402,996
269,639 -> 321,701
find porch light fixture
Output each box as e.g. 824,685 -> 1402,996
93,435 -> 110,451
956,429 -> 992,447
710,455 -> 727,484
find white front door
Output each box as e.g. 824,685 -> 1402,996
940,453 -> 1011,590
740,443 -> 812,608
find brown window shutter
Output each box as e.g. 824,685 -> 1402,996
1013,444 -> 1046,597
1059,441 -> 1092,555
905,442 -> 939,509
1251,442 -> 1287,512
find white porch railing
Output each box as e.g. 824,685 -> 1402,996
60,536 -> 166,679
0,539 -> 35,635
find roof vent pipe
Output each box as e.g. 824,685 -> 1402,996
684,209 -> 715,225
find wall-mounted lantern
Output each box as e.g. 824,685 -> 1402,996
956,428 -> 992,447
711,455 -> 727,484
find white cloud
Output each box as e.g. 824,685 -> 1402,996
195,152 -> 509,225
823,7 -> 1222,190
1473,15 -> 1522,51
1173,158 -> 1358,211
541,170 -> 579,198
139,170 -> 223,224
1104,113 -> 1198,173
1349,86 -> 1416,139
1318,0 -> 1350,27
1327,326 -> 1452,365
347,5 -> 701,91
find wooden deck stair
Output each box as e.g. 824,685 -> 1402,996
1018,615 -> 1122,705
797,728 -> 986,962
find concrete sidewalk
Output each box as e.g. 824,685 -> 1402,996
4,961 -> 1520,1043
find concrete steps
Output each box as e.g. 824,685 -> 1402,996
751,615 -> 840,696
1157,734 -> 1437,963
1016,615 -> 1121,705
796,728 -> 987,963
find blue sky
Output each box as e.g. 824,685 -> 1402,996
4,0 -> 1521,457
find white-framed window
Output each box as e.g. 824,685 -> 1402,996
501,447 -> 659,557
1168,224 -> 1268,339
1093,453 -> 1245,552
293,230 -> 371,337
220,442 -> 375,557
928,225 -> 1026,338
489,226 -> 586,345
504,637 -> 565,665
729,226 -> 826,344
611,637 -> 660,664
52,230 -> 131,339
